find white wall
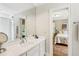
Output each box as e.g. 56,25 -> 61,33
26,11 -> 36,35
55,20 -> 68,31
36,5 -> 50,55
70,3 -> 79,56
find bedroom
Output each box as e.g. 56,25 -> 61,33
50,8 -> 69,56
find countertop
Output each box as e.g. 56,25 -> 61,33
0,36 -> 46,56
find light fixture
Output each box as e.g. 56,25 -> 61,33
54,14 -> 61,17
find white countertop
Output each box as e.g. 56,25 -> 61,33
0,36 -> 46,56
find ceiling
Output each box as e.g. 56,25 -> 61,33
0,3 -> 44,15
52,8 -> 68,20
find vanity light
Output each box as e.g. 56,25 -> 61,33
52,12 -> 62,18
54,14 -> 61,17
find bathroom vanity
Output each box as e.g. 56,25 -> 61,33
0,36 -> 46,56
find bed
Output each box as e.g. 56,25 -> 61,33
55,32 -> 68,45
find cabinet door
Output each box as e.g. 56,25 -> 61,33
27,45 -> 40,56
39,40 -> 45,56
19,53 -> 27,56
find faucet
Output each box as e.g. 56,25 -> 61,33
20,35 -> 27,44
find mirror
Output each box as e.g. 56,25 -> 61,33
15,8 -> 36,41
20,18 -> 26,39
0,8 -> 36,43
0,17 -> 11,43
15,18 -> 26,39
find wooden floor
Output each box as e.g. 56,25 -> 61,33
53,44 -> 68,56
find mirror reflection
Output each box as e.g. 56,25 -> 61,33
14,8 -> 36,42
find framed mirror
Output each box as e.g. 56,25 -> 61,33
20,18 -> 26,39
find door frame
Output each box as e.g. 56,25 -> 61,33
49,6 -> 71,56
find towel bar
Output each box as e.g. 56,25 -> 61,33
73,22 -> 79,24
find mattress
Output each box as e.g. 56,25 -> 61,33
55,33 -> 68,45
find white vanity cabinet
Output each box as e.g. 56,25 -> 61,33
19,52 -> 27,56
0,37 -> 46,56
27,40 -> 45,56
27,45 -> 40,56
21,40 -> 45,56
39,40 -> 45,56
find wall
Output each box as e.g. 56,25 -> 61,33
36,5 -> 50,55
36,3 -> 69,55
55,20 -> 68,31
70,3 -> 79,56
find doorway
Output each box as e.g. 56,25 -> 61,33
50,7 -> 69,56
53,19 -> 68,56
